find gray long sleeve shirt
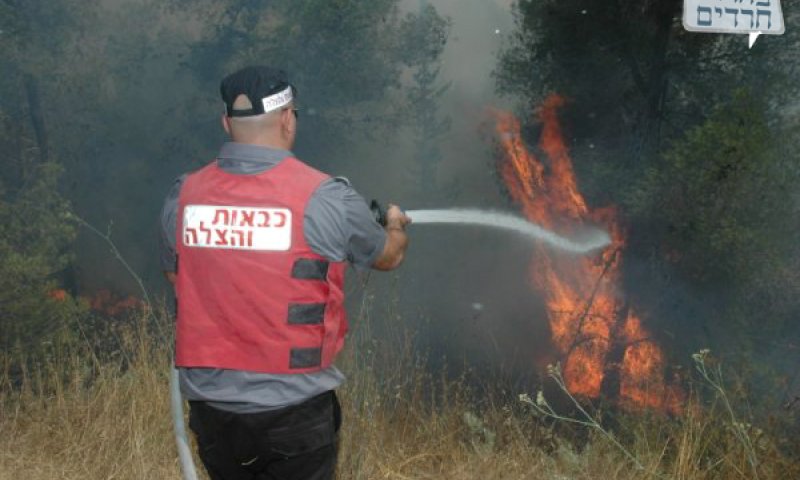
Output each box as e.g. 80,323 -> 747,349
160,142 -> 386,413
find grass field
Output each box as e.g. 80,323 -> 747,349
1,304 -> 799,480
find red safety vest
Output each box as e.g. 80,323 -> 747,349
175,157 -> 347,374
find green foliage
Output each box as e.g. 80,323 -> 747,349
0,1 -> 452,341
189,0 -> 449,167
496,0 -> 683,188
628,92 -> 798,284
397,3 -> 450,67
496,0 -> 800,204
0,0 -> 451,291
498,0 -> 800,390
626,91 -> 800,357
400,4 -> 452,196
0,160 -> 84,351
629,92 -> 786,280
0,2 -> 92,351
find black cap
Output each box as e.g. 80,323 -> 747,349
220,66 -> 296,117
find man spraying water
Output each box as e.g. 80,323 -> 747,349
162,67 -> 610,480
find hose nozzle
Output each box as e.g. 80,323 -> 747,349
370,200 -> 387,227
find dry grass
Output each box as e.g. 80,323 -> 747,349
0,314 -> 177,479
1,306 -> 799,480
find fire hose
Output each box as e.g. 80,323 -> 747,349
171,365 -> 199,480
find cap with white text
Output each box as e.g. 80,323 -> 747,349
220,66 -> 296,118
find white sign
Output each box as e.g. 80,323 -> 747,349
684,0 -> 785,34
183,205 -> 292,251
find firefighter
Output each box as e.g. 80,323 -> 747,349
159,65 -> 410,480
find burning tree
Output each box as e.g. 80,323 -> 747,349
495,94 -> 682,413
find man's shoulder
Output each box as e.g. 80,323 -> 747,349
309,176 -> 359,205
287,156 -> 336,183
164,173 -> 189,201
306,174 -> 373,227
171,160 -> 222,193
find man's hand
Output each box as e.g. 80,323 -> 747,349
372,204 -> 411,271
385,204 -> 411,230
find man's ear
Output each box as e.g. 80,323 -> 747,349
282,108 -> 293,135
221,114 -> 232,136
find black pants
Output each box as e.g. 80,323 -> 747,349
188,391 -> 341,480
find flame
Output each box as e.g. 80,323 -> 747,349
84,289 -> 143,316
48,289 -> 68,302
495,94 -> 681,412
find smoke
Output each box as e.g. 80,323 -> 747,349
5,0 -> 799,412
403,0 -> 515,202
422,0 -> 515,195
342,0 -> 557,375
5,0 -> 540,371
342,0 -> 515,205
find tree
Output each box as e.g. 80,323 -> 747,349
0,1 -> 90,349
495,0 -> 800,392
0,0 -> 451,292
401,2 -> 451,197
626,91 -> 800,363
186,0 -> 450,172
496,0 -> 799,204
0,126 -> 83,351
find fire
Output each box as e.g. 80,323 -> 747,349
85,289 -> 144,316
48,288 -> 144,316
495,94 -> 681,412
48,289 -> 68,302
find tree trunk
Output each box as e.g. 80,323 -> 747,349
24,74 -> 49,163
600,300 -> 631,401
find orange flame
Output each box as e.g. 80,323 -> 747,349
84,289 -> 144,316
48,289 -> 68,302
495,94 -> 681,412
